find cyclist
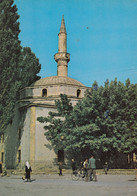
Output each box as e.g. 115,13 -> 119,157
83,159 -> 88,178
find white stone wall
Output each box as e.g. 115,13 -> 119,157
20,85 -> 87,99
35,107 -> 57,164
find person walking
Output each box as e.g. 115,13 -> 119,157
85,155 -> 97,182
0,161 -> 2,176
59,162 -> 63,176
104,162 -> 109,175
134,162 -> 137,180
71,159 -> 77,174
25,161 -> 32,182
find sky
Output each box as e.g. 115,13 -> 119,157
14,0 -> 137,87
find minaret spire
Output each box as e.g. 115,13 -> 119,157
59,15 -> 66,33
54,15 -> 70,77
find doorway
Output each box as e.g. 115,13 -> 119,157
58,150 -> 64,162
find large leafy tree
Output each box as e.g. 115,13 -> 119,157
38,79 -> 137,168
71,79 -> 137,167
37,94 -> 74,155
18,47 -> 41,88
122,80 -> 137,156
0,0 -> 41,132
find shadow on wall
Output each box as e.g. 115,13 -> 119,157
5,108 -> 27,169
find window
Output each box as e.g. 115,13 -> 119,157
18,128 -> 21,140
0,134 -> 4,143
18,150 -> 21,163
77,89 -> 81,98
42,89 -> 47,97
1,152 -> 4,163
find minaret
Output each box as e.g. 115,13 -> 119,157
54,15 -> 70,77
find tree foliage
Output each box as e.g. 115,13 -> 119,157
0,0 -> 41,132
38,79 -> 137,168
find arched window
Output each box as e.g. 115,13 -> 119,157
77,89 -> 81,98
42,89 -> 47,97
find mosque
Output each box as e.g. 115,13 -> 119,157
0,16 -> 88,169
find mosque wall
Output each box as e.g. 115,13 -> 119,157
34,106 -> 57,168
20,85 -> 87,99
15,105 -> 58,169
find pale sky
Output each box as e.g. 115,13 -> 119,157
14,0 -> 137,87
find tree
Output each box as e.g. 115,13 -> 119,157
0,0 -> 41,132
0,0 -> 20,38
122,80 -> 137,166
37,94 -> 73,155
18,47 -> 41,88
38,79 -> 137,168
0,0 -> 21,131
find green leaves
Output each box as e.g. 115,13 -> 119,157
18,47 -> 41,88
0,0 -> 41,132
55,94 -> 73,116
38,78 -> 137,167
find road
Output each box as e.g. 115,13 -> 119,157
0,174 -> 136,196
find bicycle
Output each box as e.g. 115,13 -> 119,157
71,169 -> 86,181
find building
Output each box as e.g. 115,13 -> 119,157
0,16 -> 88,169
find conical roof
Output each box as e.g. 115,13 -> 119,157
59,15 -> 66,33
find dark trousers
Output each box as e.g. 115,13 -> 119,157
104,167 -> 108,174
59,169 -> 62,175
83,168 -> 88,177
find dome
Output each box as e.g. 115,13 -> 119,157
31,76 -> 85,87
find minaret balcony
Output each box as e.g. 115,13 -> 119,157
54,52 -> 70,63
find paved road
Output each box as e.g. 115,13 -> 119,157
0,174 -> 137,196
